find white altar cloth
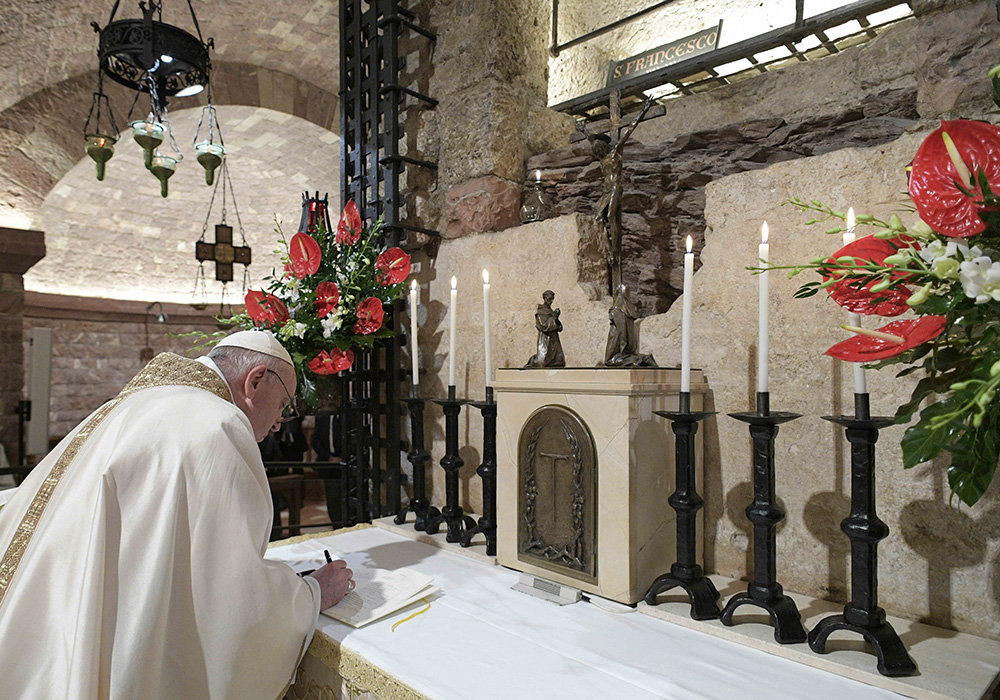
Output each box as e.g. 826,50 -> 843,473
267,526 -> 911,700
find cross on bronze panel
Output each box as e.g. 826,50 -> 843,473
195,224 -> 251,282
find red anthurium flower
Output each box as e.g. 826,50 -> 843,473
244,290 -> 290,326
336,200 -> 363,245
826,316 -> 947,362
353,296 -> 385,334
289,232 -> 322,278
821,234 -> 916,316
314,281 -> 340,317
308,348 -> 355,375
375,247 -> 411,286
909,120 -> 1000,238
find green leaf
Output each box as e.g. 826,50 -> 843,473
299,372 -> 318,409
901,420 -> 946,469
945,420 -> 999,506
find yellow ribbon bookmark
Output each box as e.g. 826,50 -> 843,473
391,599 -> 431,632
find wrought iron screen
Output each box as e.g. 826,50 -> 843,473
340,0 -> 437,524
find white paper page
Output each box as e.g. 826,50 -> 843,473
322,568 -> 434,626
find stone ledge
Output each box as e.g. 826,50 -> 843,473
639,574 -> 1000,700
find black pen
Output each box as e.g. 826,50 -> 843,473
324,549 -> 333,564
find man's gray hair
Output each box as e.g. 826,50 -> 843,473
208,345 -> 291,383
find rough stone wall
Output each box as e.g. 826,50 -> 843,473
425,0 -> 574,238
21,302 -> 221,447
416,189 -> 1000,642
688,132 -> 1000,642
528,87 -> 920,314
524,0 -> 1000,316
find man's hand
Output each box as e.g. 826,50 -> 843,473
307,560 -> 355,609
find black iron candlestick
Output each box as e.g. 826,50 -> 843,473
720,391 -> 807,643
395,395 -> 439,531
461,386 -> 497,556
810,393 -> 917,676
426,385 -> 476,543
644,391 -> 721,620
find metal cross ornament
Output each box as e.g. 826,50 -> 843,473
196,223 -> 251,282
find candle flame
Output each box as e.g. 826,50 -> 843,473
482,268 -> 489,284
451,276 -> 457,290
535,169 -> 541,182
686,235 -> 693,253
761,221 -> 768,245
847,207 -> 856,231
411,279 -> 417,290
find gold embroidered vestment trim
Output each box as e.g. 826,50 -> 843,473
0,353 -> 232,608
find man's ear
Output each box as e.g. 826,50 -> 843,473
243,365 -> 268,400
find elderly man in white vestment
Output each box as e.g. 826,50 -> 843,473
0,330 -> 354,700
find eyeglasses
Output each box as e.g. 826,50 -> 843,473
266,369 -> 299,424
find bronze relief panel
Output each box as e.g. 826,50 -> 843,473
517,405 -> 598,583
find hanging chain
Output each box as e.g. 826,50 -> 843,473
83,70 -> 119,137
193,84 -> 218,146
219,161 -> 228,225
223,159 -> 247,246
192,262 -> 209,307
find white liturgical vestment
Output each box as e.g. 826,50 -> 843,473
0,353 -> 318,700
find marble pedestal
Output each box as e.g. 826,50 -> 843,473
495,367 -> 706,604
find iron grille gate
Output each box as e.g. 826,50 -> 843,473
339,0 -> 437,525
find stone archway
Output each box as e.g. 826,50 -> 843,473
0,62 -> 339,229
24,102 -> 342,303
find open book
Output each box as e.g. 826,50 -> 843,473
267,545 -> 437,628
322,566 -> 437,628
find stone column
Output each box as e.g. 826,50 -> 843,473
0,227 -> 44,467
429,0 -> 573,238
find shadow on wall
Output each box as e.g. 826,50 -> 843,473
802,358 -> 851,603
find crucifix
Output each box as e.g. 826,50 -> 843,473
578,89 -> 653,295
195,223 -> 252,283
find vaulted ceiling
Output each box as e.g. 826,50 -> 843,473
1,0 -> 345,302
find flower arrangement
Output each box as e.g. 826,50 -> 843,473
772,107 -> 1000,507
240,196 -> 411,407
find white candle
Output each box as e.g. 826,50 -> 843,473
681,235 -> 694,393
758,222 -> 769,393
842,207 -> 866,394
409,280 -> 419,388
449,276 -> 458,387
482,269 -> 492,386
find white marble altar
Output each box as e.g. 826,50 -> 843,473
494,367 -> 707,603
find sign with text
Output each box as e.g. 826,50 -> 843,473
607,21 -> 723,87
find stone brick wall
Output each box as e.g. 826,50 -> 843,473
21,295 -> 222,450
